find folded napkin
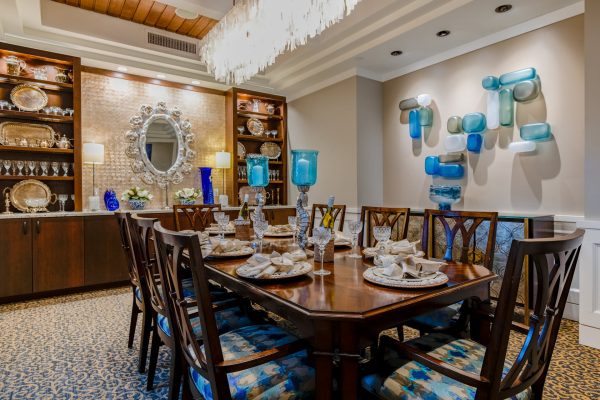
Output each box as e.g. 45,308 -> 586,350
334,230 -> 352,246
209,238 -> 250,254
268,224 -> 293,233
383,239 -> 421,255
244,250 -> 308,278
404,256 -> 445,275
376,254 -> 443,279
180,230 -> 210,245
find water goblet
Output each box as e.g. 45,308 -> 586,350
237,125 -> 245,135
253,218 -> 269,254
7,103 -> 14,110
61,162 -> 70,176
58,194 -> 68,212
0,100 -> 7,109
16,160 -> 24,176
373,225 -> 392,256
51,161 -> 60,176
27,160 -> 36,176
217,214 -> 230,240
348,221 -> 364,259
288,215 -> 298,248
40,161 -> 49,176
3,159 -> 12,175
64,108 -> 73,117
312,227 -> 332,276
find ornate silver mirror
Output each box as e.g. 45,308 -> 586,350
125,102 -> 195,188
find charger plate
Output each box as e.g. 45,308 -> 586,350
363,267 -> 449,289
236,261 -> 312,280
206,247 -> 255,258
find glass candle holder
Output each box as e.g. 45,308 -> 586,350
246,154 -> 269,187
291,150 -> 318,187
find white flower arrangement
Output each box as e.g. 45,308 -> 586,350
121,186 -> 153,202
174,187 -> 201,201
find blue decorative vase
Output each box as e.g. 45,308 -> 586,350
103,189 -> 120,211
178,198 -> 196,206
429,185 -> 461,211
199,167 -> 214,204
128,199 -> 147,210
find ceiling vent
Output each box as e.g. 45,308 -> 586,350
147,32 -> 198,55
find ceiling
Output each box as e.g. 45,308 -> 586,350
50,0 -> 218,40
0,0 -> 584,100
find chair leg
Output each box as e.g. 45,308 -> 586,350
182,364 -> 193,400
168,348 -> 183,400
147,323 -> 161,390
396,325 -> 405,342
128,291 -> 139,349
138,308 -> 152,373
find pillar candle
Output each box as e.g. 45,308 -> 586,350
251,165 -> 265,186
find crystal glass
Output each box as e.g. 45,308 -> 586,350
253,218 -> 268,253
348,221 -> 363,259
3,159 -> 12,175
246,155 -> 269,187
373,226 -> 391,256
40,161 -> 49,176
215,213 -> 229,240
51,162 -> 60,176
237,125 -> 245,135
312,227 -> 332,276
291,150 -> 318,187
27,160 -> 36,176
0,100 -> 8,109
58,194 -> 68,212
64,108 -> 74,117
16,160 -> 24,176
61,162 -> 70,176
288,215 -> 298,248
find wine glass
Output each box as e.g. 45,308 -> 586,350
3,159 -> 12,175
40,161 -> 49,176
312,227 -> 332,276
348,221 -> 364,259
61,162 -> 70,176
58,194 -> 68,212
288,215 -> 298,248
51,162 -> 60,176
373,225 -> 392,256
253,218 -> 268,254
27,160 -> 36,176
237,125 -> 245,135
16,160 -> 24,176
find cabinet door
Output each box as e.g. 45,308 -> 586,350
33,217 -> 84,292
0,218 -> 33,297
269,208 -> 296,225
84,215 -> 129,285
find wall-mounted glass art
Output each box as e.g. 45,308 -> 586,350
462,112 -> 487,133
499,67 -> 537,86
520,122 -> 551,141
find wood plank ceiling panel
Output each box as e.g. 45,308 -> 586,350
51,0 -> 218,40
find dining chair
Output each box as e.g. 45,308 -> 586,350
173,204 -> 222,231
309,203 -> 346,232
152,221 -> 316,400
358,206 -> 410,247
361,229 -> 584,400
115,212 -> 151,373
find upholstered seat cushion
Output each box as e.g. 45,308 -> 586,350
361,333 -> 531,400
190,324 -> 315,400
157,305 -> 251,339
410,302 -> 462,329
135,278 -> 229,303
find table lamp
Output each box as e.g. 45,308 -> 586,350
215,150 -> 231,207
291,149 -> 318,249
83,142 -> 104,211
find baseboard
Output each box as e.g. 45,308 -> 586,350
563,302 -> 579,322
579,324 -> 600,350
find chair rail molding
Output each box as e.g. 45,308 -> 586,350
577,219 -> 600,349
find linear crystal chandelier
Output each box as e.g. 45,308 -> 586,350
199,0 -> 363,85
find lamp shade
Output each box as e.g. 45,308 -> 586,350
215,151 -> 231,169
82,143 -> 105,164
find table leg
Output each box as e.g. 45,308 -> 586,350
470,289 -> 492,345
339,321 -> 360,400
313,321 -> 334,400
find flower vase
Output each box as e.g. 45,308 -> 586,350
128,199 -> 147,210
199,167 -> 214,205
103,189 -> 120,211
178,198 -> 196,206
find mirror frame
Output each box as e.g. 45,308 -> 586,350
125,102 -> 195,188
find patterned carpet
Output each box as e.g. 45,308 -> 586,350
0,288 -> 599,399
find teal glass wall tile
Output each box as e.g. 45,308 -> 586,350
513,78 -> 540,102
499,88 -> 514,126
425,156 -> 440,175
447,116 -> 463,133
499,67 -> 537,86
399,97 -> 419,110
419,107 -> 433,127
482,76 -> 500,90
520,123 -> 551,141
462,112 -> 486,133
438,163 -> 464,179
409,109 -> 421,139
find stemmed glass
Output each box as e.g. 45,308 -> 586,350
40,161 -> 49,176
288,215 -> 298,248
312,227 -> 332,276
348,221 -> 364,259
3,160 -> 12,175
58,194 -> 68,212
213,212 -> 229,240
373,225 -> 392,256
16,160 -> 24,176
237,125 -> 245,135
51,162 -> 60,176
61,162 -> 70,176
253,218 -> 269,254
27,161 -> 36,176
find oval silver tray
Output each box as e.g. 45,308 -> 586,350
10,84 -> 48,112
9,179 -> 54,212
260,142 -> 281,159
246,118 -> 264,136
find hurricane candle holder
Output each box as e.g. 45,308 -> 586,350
291,150 -> 319,249
246,154 -> 269,220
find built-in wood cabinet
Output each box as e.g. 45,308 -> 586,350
0,219 -> 32,297
84,215 -> 129,286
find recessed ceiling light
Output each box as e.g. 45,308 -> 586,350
390,50 -> 403,56
495,4 -> 513,13
156,74 -> 166,79
191,80 -> 200,84
175,8 -> 199,20
436,30 -> 451,37
117,66 -> 127,72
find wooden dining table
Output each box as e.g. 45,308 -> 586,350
204,239 -> 497,400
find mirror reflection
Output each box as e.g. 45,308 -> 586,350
144,118 -> 179,172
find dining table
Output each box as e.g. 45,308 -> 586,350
203,238 -> 497,400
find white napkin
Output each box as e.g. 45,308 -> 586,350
377,255 -> 405,278
209,238 -> 250,254
384,239 -> 421,255
244,250 -> 308,278
405,256 -> 445,275
180,230 -> 210,244
334,230 -> 352,246
268,224 -> 293,233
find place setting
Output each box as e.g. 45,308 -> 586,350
235,249 -> 313,280
363,254 -> 448,289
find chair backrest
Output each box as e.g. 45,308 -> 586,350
153,221 -> 232,398
173,204 -> 222,231
128,213 -> 166,315
115,212 -> 140,286
479,229 -> 584,399
309,203 -> 346,232
422,209 -> 498,270
359,206 -> 410,247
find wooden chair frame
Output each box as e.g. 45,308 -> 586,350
309,203 -> 346,232
173,204 -> 222,231
358,206 -> 410,247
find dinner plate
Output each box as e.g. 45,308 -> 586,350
363,267 -> 449,289
235,261 -> 312,280
206,247 -> 255,258
363,248 -> 424,259
264,231 -> 294,237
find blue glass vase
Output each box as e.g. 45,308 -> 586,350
246,155 -> 269,187
199,167 -> 214,204
103,189 -> 120,211
291,150 -> 318,186
409,109 -> 421,139
429,185 -> 461,210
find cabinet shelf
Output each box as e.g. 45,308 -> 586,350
0,175 -> 74,181
237,159 -> 282,165
237,111 -> 283,120
237,180 -> 284,184
0,145 -> 74,154
237,135 -> 283,143
0,109 -> 73,123
0,73 -> 73,92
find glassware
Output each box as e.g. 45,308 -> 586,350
348,221 -> 363,259
251,99 -> 261,112
64,108 -> 74,117
3,160 -> 12,175
291,150 -> 318,187
51,161 -> 60,176
288,215 -> 298,248
16,160 -> 24,176
58,194 -> 68,212
373,226 -> 391,256
27,160 -> 36,176
467,134 -> 483,153
237,125 -> 245,135
4,56 -> 26,76
0,100 -> 8,110
253,218 -> 269,254
61,162 -> 70,176
214,212 -> 229,240
418,107 -> 433,127
40,161 -> 49,176
6,103 -> 14,111
482,75 -> 500,90
312,227 -> 332,276
399,97 -> 418,110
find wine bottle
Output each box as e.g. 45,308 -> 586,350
238,194 -> 250,220
320,196 -> 335,230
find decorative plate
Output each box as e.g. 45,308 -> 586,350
9,179 -> 54,212
0,122 -> 55,147
363,267 -> 449,289
246,118 -> 264,136
235,261 -> 312,280
237,142 -> 246,159
206,247 -> 255,258
10,84 -> 48,112
260,142 -> 281,159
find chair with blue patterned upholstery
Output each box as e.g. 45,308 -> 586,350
361,229 -> 584,400
152,221 -> 316,400
129,214 -> 251,400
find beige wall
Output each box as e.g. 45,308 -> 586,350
382,16 -> 584,216
81,72 -> 228,209
585,3 -> 600,218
